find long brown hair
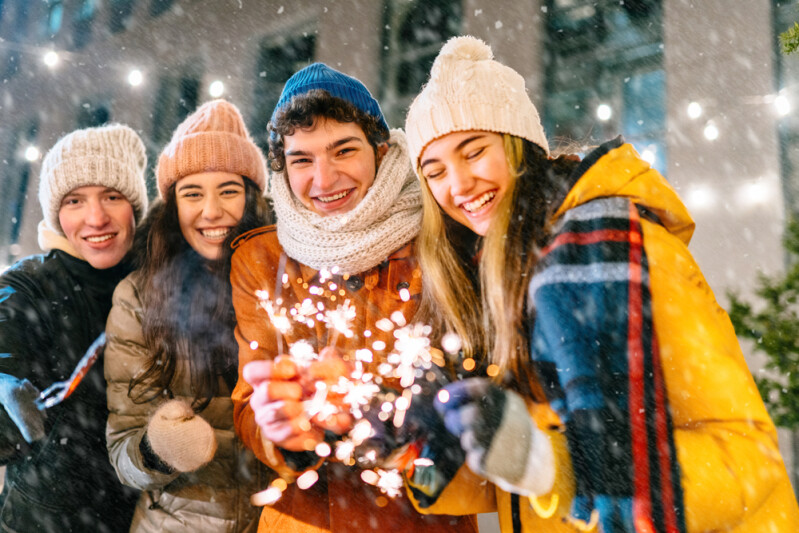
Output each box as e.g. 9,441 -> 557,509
129,177 -> 273,409
416,134 -> 580,391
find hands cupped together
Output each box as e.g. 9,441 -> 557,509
243,347 -> 354,452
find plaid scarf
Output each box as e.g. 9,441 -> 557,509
527,196 -> 687,532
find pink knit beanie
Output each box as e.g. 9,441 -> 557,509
156,99 -> 267,197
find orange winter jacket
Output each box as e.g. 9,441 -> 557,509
230,226 -> 482,533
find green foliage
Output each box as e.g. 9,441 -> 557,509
728,219 -> 799,429
781,22 -> 799,56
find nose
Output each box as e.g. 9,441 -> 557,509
448,162 -> 476,197
85,198 -> 111,228
313,158 -> 337,190
201,194 -> 224,220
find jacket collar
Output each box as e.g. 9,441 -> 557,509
553,138 -> 696,245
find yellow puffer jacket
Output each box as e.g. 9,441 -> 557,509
415,141 -> 799,532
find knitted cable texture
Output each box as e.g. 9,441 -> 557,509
272,129 -> 421,274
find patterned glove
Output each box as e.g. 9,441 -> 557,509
0,374 -> 46,443
434,377 -> 555,496
145,399 -> 217,473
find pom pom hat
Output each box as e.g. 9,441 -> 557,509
270,62 -> 389,135
156,99 -> 267,198
39,123 -> 148,235
405,36 -> 550,169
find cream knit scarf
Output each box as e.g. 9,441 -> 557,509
272,129 -> 421,274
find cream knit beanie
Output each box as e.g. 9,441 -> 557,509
405,35 -> 550,169
38,124 -> 148,235
156,99 -> 267,198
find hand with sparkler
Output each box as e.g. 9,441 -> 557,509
244,346 -> 354,454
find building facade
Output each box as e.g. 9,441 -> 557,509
0,0 -> 795,516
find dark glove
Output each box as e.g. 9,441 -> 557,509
353,366 -> 465,506
434,377 -> 555,495
0,374 -> 46,443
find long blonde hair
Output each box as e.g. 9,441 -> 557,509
416,134 -> 580,390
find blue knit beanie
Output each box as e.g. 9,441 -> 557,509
270,63 -> 389,134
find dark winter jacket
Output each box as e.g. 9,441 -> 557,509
0,249 -> 138,533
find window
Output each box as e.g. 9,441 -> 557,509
775,0 -> 799,218
544,0 -> 665,172
109,0 -> 136,34
150,68 -> 201,197
253,30 -> 317,151
43,0 -> 64,37
76,102 -> 111,128
72,0 -> 96,50
149,0 -> 174,18
380,0 -> 462,127
0,120 -> 38,265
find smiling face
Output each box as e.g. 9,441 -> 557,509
175,171 -> 246,260
283,117 -> 386,217
419,131 -> 512,236
58,186 -> 136,269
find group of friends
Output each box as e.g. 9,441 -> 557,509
0,35 -> 797,533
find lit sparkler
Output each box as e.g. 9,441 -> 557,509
250,277 -> 456,507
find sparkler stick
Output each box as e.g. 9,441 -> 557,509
35,333 -> 106,410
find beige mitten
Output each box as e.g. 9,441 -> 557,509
146,399 -> 217,473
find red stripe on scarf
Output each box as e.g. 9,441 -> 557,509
652,333 -> 681,533
540,229 -> 630,257
626,204 -> 655,531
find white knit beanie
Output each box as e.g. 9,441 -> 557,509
38,124 -> 148,235
405,35 -> 550,169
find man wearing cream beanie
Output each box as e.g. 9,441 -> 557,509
0,124 -> 146,531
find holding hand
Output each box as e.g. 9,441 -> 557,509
305,346 -> 353,435
0,374 -> 46,443
145,399 -> 217,473
434,377 -> 556,496
243,356 -> 323,452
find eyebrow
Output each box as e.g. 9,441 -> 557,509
62,187 -> 118,199
285,136 -> 365,157
177,180 -> 243,192
420,134 -> 487,169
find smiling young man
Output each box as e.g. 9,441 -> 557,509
229,64 -> 484,532
0,124 -> 147,532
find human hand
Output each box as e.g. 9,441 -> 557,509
305,346 -> 353,435
434,378 -> 555,495
0,374 -> 46,443
243,356 -> 323,452
145,399 -> 217,473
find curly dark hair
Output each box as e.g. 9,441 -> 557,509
267,89 -> 390,172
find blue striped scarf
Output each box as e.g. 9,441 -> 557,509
528,196 -> 687,532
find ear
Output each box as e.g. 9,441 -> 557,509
375,142 -> 389,168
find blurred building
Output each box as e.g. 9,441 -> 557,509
0,0 -> 795,517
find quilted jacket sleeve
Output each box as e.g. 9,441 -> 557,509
104,274 -> 180,490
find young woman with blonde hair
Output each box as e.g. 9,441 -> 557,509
403,36 -> 799,532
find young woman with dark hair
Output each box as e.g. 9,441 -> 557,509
104,100 -> 273,532
403,36 -> 799,532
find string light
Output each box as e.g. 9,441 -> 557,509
686,101 -> 702,119
127,69 -> 143,87
24,146 -> 40,161
42,51 -> 59,68
596,103 -> 612,121
209,80 -> 225,97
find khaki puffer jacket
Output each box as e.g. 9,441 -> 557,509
105,272 -> 264,533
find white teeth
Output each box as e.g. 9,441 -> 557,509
85,234 -> 114,243
318,190 -> 349,203
463,191 -> 496,213
202,228 -> 230,239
